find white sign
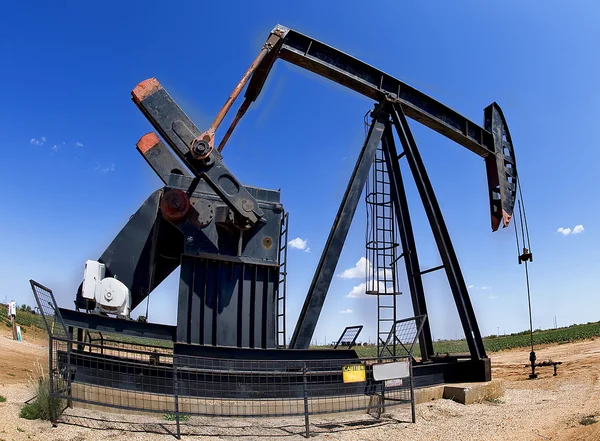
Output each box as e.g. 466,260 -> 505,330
386,378 -> 403,388
372,360 -> 410,381
8,301 -> 16,316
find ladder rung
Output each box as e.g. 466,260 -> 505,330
420,264 -> 445,276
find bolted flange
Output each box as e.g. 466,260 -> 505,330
160,189 -> 190,223
190,138 -> 213,160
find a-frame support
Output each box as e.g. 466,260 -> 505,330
389,102 -> 486,360
291,101 -> 487,365
289,105 -> 388,349
381,122 -> 434,361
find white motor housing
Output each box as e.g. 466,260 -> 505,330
82,260 -> 131,318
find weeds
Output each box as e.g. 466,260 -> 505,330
486,398 -> 505,405
0,396 -> 6,403
580,415 -> 597,426
19,361 -> 65,421
163,413 -> 189,422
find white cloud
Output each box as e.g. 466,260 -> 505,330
378,268 -> 393,279
347,282 -> 367,298
30,137 -> 45,146
468,285 -> 492,291
339,257 -> 371,279
346,280 -> 391,298
76,141 -> 84,147
339,309 -> 353,314
41,136 -> 46,142
342,257 -> 396,298
288,237 -> 310,252
489,294 -> 498,300
95,162 -> 115,174
339,257 -> 392,280
52,145 -> 59,152
558,225 -> 585,236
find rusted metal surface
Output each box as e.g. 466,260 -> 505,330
136,132 -> 190,185
217,98 -> 251,152
132,78 -> 263,229
189,138 -> 213,160
132,78 -> 162,104
136,132 -> 160,154
198,34 -> 282,148
160,189 -> 190,223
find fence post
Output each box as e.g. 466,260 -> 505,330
173,358 -> 181,440
48,335 -> 57,426
380,377 -> 386,417
409,358 -> 416,423
302,364 -> 310,438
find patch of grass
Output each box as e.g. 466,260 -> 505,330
16,427 -> 24,433
486,398 -> 505,405
580,415 -> 597,426
163,413 -> 189,422
0,396 -> 6,403
347,321 -> 600,358
19,362 -> 65,421
19,404 -> 40,420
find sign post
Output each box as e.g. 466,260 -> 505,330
8,300 -> 17,340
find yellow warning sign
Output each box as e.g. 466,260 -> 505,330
342,364 -> 366,383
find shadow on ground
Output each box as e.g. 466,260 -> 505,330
59,413 -> 411,438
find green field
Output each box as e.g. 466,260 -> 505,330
349,321 -> 600,358
0,303 -> 47,334
2,303 -> 598,358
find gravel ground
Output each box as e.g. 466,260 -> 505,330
1,330 -> 599,441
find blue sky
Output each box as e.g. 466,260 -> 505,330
1,1 -> 598,345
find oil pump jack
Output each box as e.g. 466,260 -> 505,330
61,24 -> 518,386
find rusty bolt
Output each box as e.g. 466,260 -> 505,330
190,138 -> 213,160
262,237 -> 273,250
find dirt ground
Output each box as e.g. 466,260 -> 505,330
1,328 -> 599,441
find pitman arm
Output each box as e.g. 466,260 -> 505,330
132,79 -> 263,230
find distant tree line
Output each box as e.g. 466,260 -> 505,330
18,304 -> 37,314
